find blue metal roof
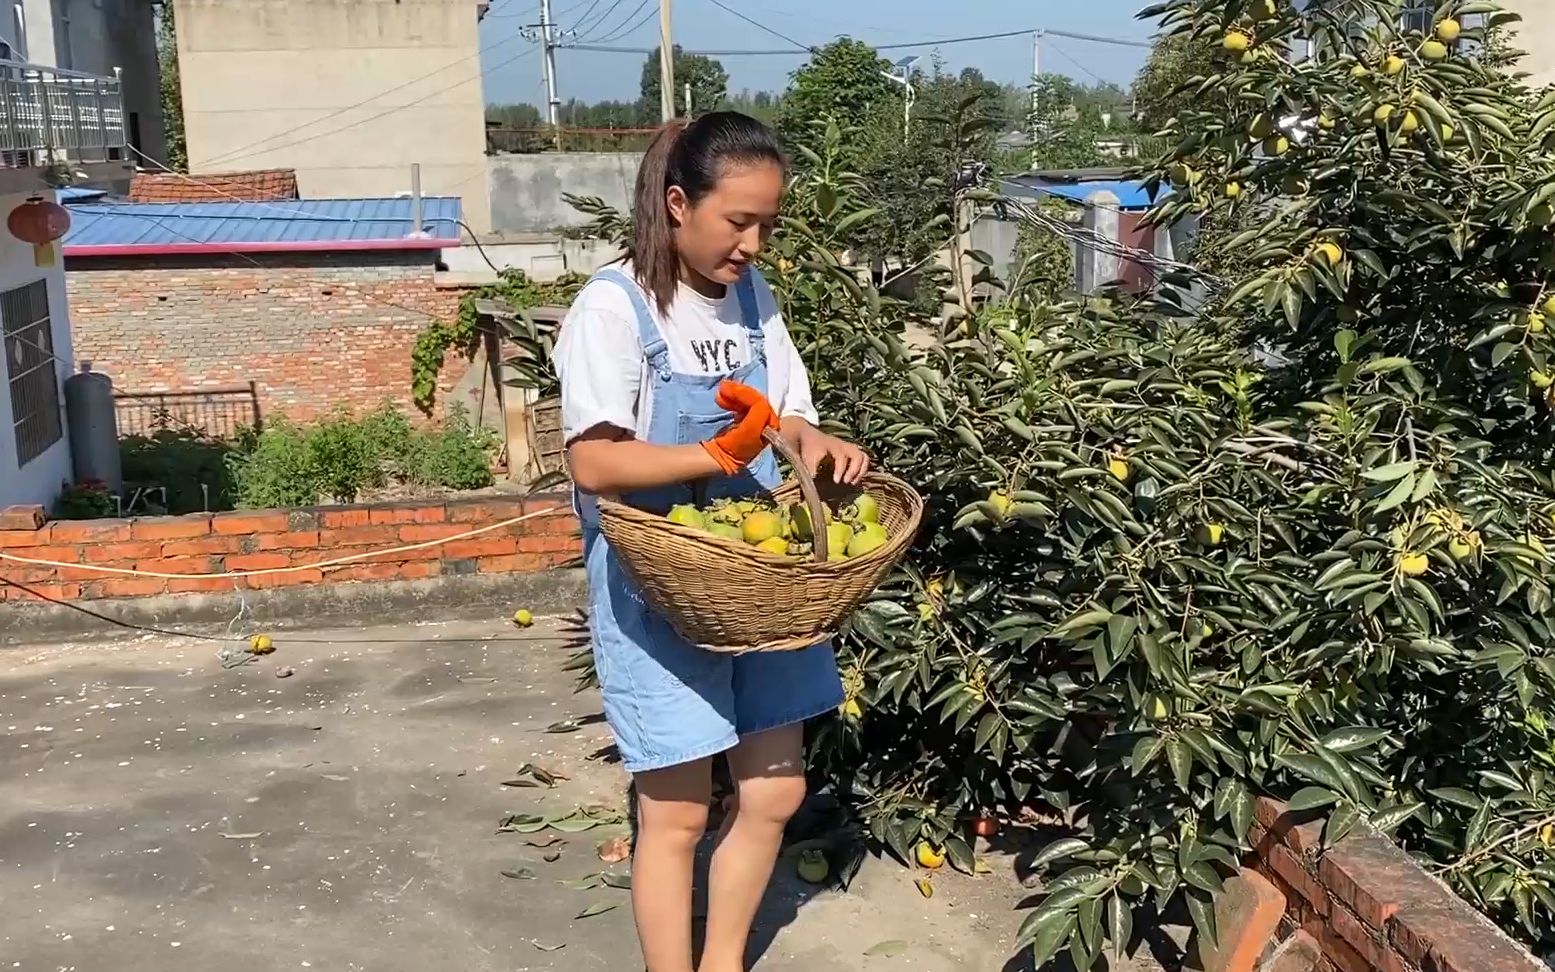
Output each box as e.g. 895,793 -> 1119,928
1002,177 -> 1169,211
59,186 -> 109,202
1034,180 -> 1167,210
62,196 -> 464,255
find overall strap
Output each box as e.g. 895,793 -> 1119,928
734,271 -> 766,364
594,267 -> 672,380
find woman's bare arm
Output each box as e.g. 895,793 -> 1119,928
567,424 -> 723,494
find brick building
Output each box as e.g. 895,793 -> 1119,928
62,195 -> 473,430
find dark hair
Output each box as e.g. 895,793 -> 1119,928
628,111 -> 786,312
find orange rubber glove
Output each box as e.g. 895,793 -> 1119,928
701,380 -> 780,475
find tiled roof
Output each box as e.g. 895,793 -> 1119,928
128,168 -> 300,204
62,197 -> 463,255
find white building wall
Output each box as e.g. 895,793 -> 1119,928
0,190 -> 75,509
1501,0 -> 1555,89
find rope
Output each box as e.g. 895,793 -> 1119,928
0,506 -> 570,580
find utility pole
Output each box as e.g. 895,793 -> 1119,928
659,0 -> 675,121
1030,30 -> 1043,171
540,0 -> 561,148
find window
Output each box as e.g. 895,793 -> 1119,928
1401,1 -> 1432,34
3,280 -> 62,466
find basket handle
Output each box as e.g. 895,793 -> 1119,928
762,427 -> 830,563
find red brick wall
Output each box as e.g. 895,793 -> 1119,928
1248,797 -> 1544,972
0,494 -> 580,603
65,251 -> 472,425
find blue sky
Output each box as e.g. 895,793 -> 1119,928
479,0 -> 1159,107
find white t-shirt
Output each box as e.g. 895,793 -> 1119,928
554,262 -> 819,443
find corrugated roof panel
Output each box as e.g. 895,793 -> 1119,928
1004,177 -> 1169,211
62,196 -> 464,254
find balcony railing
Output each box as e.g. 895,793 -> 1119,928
0,60 -> 126,169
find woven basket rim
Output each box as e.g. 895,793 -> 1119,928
596,469 -> 920,571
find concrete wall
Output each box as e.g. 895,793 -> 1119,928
968,214 -> 1019,285
66,250 -> 469,426
488,152 -> 642,234
1503,0 -> 1555,88
438,235 -> 622,286
0,191 -> 75,509
21,0 -> 165,165
174,0 -> 491,232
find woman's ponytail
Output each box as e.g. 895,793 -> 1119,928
629,119 -> 690,314
627,112 -> 786,313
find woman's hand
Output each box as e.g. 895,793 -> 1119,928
702,380 -> 781,475
782,416 -> 870,485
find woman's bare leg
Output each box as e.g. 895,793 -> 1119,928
633,758 -> 713,972
698,725 -> 807,972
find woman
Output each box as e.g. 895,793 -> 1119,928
553,111 -> 870,972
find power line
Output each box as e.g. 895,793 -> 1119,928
572,0 -> 628,36
579,0 -> 651,43
1047,42 -> 1110,86
699,0 -> 811,52
193,30 -> 533,170
560,0 -> 604,31
565,24 -> 1150,56
589,0 -> 656,45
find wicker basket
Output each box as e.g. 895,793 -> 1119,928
598,429 -> 923,654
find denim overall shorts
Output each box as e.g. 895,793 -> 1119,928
575,267 -> 845,774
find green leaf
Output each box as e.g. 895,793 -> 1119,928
1288,786 -> 1340,812
1375,474 -> 1417,513
1031,837 -> 1090,869
1361,460 -> 1417,482
1325,804 -> 1361,847
1276,753 -> 1345,792
1026,913 -> 1077,968
1320,726 -> 1388,752
1369,802 -> 1423,833
1107,894 -> 1134,955
863,940 -> 908,957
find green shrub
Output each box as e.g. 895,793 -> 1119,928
398,405 -> 499,491
120,427 -> 241,513
53,481 -> 116,520
226,404 -> 497,509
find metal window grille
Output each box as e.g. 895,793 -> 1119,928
3,278 -> 61,465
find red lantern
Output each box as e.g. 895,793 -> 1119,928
8,195 -> 71,268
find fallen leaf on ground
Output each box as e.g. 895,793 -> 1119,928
915,877 -> 934,899
543,851 -> 562,863
575,901 -> 618,919
597,836 -> 632,863
501,778 -> 541,788
530,940 -> 566,952
531,764 -> 567,786
459,676 -> 498,684
545,719 -> 582,733
220,832 -> 264,840
601,872 -> 632,890
501,868 -> 536,880
864,939 -> 909,958
524,836 -> 565,848
319,774 -> 350,782
275,667 -> 295,679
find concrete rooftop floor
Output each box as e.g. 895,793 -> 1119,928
0,616 -> 1171,972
